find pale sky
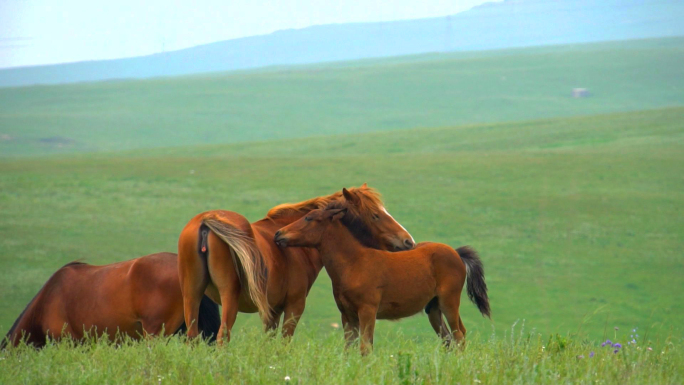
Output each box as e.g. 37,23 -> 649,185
0,0 -> 499,69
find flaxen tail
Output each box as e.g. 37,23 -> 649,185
457,246 -> 491,318
202,218 -> 270,319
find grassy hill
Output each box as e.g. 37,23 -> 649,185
2,107 -> 682,342
1,37 -> 683,157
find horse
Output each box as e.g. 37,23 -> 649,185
178,184 -> 415,344
1,253 -> 220,349
273,200 -> 491,355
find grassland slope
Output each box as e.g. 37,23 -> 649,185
1,38 -> 683,157
1,107 -> 681,341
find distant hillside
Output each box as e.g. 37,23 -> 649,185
1,38 -> 683,157
1,0 -> 683,87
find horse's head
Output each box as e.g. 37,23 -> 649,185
339,185 -> 414,251
274,206 -> 344,248
274,185 -> 415,251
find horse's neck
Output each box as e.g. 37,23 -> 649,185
317,223 -> 369,276
253,217 -> 324,274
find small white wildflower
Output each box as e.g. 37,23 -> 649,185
474,380 -> 482,383
284,376 -> 291,381
269,366 -> 275,370
390,354 -> 394,358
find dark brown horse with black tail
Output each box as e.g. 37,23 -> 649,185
2,253 -> 220,349
274,199 -> 491,354
178,184 -> 415,344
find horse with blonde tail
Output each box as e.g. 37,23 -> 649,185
178,184 -> 415,344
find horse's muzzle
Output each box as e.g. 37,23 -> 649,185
273,231 -> 287,247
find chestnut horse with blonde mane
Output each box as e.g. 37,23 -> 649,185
274,200 -> 491,354
178,184 -> 415,344
2,253 -> 219,349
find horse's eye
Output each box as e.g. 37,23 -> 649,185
372,213 -> 380,221
304,216 -> 312,222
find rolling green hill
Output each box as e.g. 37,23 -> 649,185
2,107 -> 682,342
1,37 -> 683,157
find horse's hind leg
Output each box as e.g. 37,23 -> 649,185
216,289 -> 240,346
178,226 -> 210,339
206,239 -> 242,345
438,294 -> 465,348
426,297 -> 450,341
428,308 -> 450,341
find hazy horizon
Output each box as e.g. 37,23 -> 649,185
0,0 -> 500,69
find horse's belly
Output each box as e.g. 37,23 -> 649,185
376,292 -> 433,320
69,313 -> 141,340
376,305 -> 424,320
237,292 -> 260,313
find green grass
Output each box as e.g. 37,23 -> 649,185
1,37 -> 684,157
1,37 -> 683,381
2,328 -> 682,384
1,107 -> 682,346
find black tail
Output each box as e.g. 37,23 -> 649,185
457,246 -> 491,318
174,295 -> 220,343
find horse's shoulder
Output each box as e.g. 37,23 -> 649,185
53,261 -> 90,278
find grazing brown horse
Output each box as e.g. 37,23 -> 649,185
1,253 -> 219,349
178,184 -> 415,344
274,200 -> 491,354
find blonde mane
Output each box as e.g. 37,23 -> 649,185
266,185 -> 384,220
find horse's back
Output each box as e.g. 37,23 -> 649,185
418,242 -> 467,288
389,242 -> 466,285
55,260 -> 140,339
416,242 -> 464,262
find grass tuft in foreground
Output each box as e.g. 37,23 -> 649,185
1,326 -> 682,384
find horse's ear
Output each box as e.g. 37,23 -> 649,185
330,208 -> 347,222
342,188 -> 358,203
361,182 -> 368,188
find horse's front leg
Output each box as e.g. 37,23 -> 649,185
281,296 -> 306,338
357,306 -> 378,356
341,312 -> 358,349
264,307 -> 283,336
